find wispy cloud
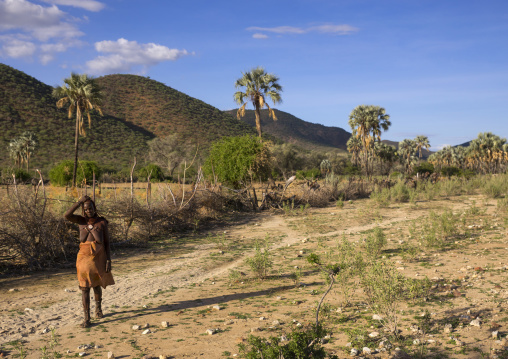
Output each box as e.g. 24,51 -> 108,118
41,0 -> 105,12
0,0 -> 85,63
247,23 -> 358,36
86,38 -> 192,75
252,33 -> 269,39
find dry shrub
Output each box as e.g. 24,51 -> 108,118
0,186 -> 76,269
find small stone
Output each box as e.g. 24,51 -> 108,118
276,296 -> 282,300
413,339 -> 420,345
455,339 -> 464,347
350,348 -> 358,356
142,329 -> 150,335
107,352 -> 114,359
212,305 -> 221,311
94,345 -> 102,349
492,331 -> 499,339
8,288 -> 18,292
159,356 -> 167,359
161,321 -> 169,328
259,317 -> 266,321
280,335 -> 288,342
369,332 -> 379,338
132,325 -> 140,330
142,323 -> 150,329
443,324 -> 453,333
362,347 -> 372,355
470,319 -> 481,327
78,353 -> 86,357
206,329 -> 215,335
251,327 -> 261,332
272,320 -> 280,326
372,314 -> 383,320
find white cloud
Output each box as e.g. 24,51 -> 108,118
86,38 -> 191,74
0,0 -> 85,63
0,0 -> 83,41
41,0 -> 105,12
2,38 -> 36,57
252,33 -> 268,39
246,23 -> 358,36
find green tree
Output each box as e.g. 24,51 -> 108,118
49,160 -> 102,187
18,131 -> 37,172
398,139 -> 417,174
53,73 -> 104,187
8,137 -> 23,169
234,67 -> 282,139
348,105 -> 391,176
414,135 -> 430,160
346,136 -> 362,167
204,135 -> 271,188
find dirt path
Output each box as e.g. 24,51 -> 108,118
2,196 -> 501,359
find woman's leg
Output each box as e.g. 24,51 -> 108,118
93,286 -> 103,318
80,287 -> 91,327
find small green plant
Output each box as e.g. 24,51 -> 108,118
336,199 -> 344,208
246,237 -> 273,279
228,269 -> 242,284
364,227 -> 386,257
238,324 -> 337,359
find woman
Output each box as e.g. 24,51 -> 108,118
64,195 -> 115,327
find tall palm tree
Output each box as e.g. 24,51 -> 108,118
414,135 -> 430,160
234,67 -> 282,139
18,131 -> 37,172
348,105 -> 391,176
346,136 -> 362,166
398,139 -> 417,174
53,73 -> 103,187
9,138 -> 23,168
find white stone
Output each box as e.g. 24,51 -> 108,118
107,352 -> 114,359
212,305 -> 221,311
368,332 -> 379,338
142,329 -> 150,335
372,314 -> 383,320
78,353 -> 86,357
132,325 -> 140,330
413,339 -> 420,345
159,356 -> 167,359
161,321 -> 169,328
350,348 -> 358,356
272,320 -> 280,326
206,329 -> 215,335
470,319 -> 481,327
492,331 -> 499,339
362,347 -> 372,355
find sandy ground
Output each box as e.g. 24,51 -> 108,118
1,194 -> 508,358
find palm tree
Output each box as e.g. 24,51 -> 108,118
18,131 -> 37,172
9,138 -> 23,168
414,135 -> 430,160
398,139 -> 417,174
346,136 -> 362,166
53,73 -> 103,187
234,67 -> 282,139
348,105 -> 391,176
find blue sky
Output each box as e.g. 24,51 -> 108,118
1,0 -> 507,150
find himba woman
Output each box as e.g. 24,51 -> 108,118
64,195 -> 115,327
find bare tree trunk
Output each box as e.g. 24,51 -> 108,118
254,104 -> 262,138
72,115 -> 79,188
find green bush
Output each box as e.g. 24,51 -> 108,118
2,167 -> 32,183
364,227 -> 387,257
246,238 -> 273,279
441,166 -> 461,177
138,164 -> 165,182
413,162 -> 434,175
49,160 -> 102,186
203,135 -> 271,188
296,168 -> 321,180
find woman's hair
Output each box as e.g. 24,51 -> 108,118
81,199 -> 99,217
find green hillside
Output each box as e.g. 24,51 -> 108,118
227,109 -> 350,152
95,74 -> 255,143
0,64 -> 151,173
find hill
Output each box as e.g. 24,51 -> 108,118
226,109 -> 350,152
95,74 -> 255,144
0,64 -> 152,173
0,66 -> 257,174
